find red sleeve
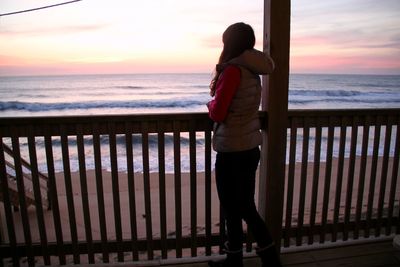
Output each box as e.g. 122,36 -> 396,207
208,65 -> 241,123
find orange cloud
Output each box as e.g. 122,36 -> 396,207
0,57 -> 211,76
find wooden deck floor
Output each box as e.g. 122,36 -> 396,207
4,239 -> 398,266
164,240 -> 400,267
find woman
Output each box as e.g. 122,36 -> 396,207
207,22 -> 281,267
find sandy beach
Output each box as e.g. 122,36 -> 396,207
0,154 -> 398,267
285,156 -> 399,224
4,171 -> 220,245
3,155 -> 398,246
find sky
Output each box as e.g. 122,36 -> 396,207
0,0 -> 399,76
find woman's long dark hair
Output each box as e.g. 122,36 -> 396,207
209,22 -> 255,96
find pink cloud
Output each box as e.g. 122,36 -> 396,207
291,35 -> 330,46
291,54 -> 400,74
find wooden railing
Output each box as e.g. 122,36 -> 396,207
1,143 -> 50,210
281,109 -> 400,247
0,109 -> 399,266
0,113 -> 226,266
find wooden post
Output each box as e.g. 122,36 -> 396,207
259,0 -> 291,250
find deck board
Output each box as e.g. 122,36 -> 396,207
161,240 -> 400,267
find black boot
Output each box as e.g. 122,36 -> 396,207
208,242 -> 243,267
256,243 -> 282,267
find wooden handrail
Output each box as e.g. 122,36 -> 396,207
2,143 -> 49,183
3,159 -> 48,192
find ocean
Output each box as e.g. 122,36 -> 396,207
1,73 -> 399,173
1,73 -> 400,117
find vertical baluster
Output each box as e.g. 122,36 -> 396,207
204,129 -> 212,255
387,119 -> 400,235
11,128 -> 35,266
375,117 -> 392,237
60,125 -> 79,263
343,117 -> 358,241
354,116 -> 370,239
0,138 -> 19,266
92,124 -> 109,262
157,122 -> 168,259
27,125 -> 50,265
284,117 -> 297,247
320,117 -> 334,243
396,120 -> 400,235
0,229 -> 2,267
189,121 -> 197,257
173,121 -> 183,258
141,122 -> 154,260
309,119 -> 322,245
332,119 -> 347,242
398,199 -> 400,235
124,122 -> 138,260
76,124 -> 94,263
44,128 -> 65,264
108,122 -> 124,261
365,116 -> 381,238
296,118 -> 309,246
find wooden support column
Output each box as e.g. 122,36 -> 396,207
259,0 -> 291,250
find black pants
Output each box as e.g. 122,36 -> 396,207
215,147 -> 273,251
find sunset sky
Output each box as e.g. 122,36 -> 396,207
1,0 -> 399,76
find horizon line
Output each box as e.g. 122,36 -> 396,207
1,72 -> 399,78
